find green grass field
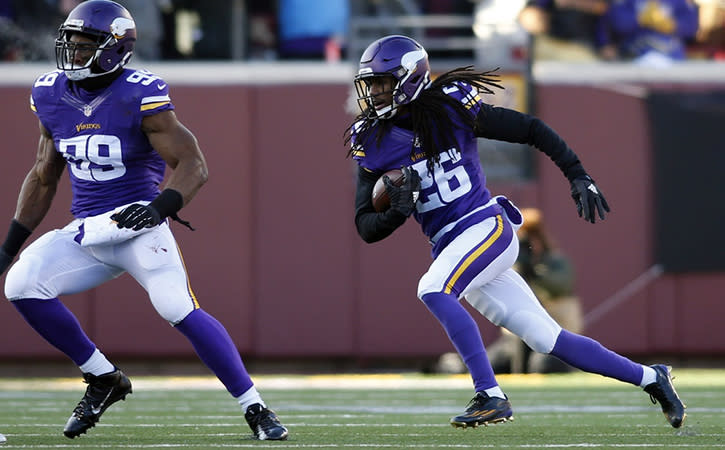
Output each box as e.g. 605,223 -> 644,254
0,369 -> 723,449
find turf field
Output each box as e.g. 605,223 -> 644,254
0,369 -> 723,448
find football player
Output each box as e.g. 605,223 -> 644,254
346,35 -> 686,429
0,0 -> 287,441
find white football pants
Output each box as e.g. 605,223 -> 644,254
418,212 -> 563,354
4,219 -> 197,325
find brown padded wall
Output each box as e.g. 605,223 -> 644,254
0,80 -> 723,362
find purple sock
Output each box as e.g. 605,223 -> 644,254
551,329 -> 643,385
422,293 -> 497,392
175,308 -> 253,397
12,298 -> 96,365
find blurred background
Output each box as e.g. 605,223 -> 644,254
0,0 -> 724,377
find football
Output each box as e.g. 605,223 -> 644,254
372,169 -> 405,212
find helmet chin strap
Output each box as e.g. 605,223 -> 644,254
65,63 -> 120,82
70,68 -> 124,91
375,103 -> 398,119
65,68 -> 92,81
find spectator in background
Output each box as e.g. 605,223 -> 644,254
278,0 -> 349,60
689,0 -> 725,59
0,0 -> 20,60
599,0 -> 699,65
158,0 -> 183,59
116,0 -> 166,60
0,0 -> 66,61
193,0 -> 232,59
487,208 -> 583,374
247,0 -> 277,60
518,0 -> 610,61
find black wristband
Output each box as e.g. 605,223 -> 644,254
149,189 -> 184,220
1,219 -> 32,257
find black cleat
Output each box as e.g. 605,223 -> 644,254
450,392 -> 514,428
245,403 -> 288,440
644,364 -> 686,428
63,369 -> 132,438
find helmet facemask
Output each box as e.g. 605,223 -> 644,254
56,30 -> 113,81
354,73 -> 401,119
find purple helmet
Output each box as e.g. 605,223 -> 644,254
354,35 -> 431,119
55,0 -> 136,81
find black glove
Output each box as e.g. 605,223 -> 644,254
112,204 -> 162,231
384,166 -> 421,217
570,175 -> 610,223
0,247 -> 12,276
112,189 -> 185,231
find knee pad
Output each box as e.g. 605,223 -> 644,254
5,253 -> 54,300
417,272 -> 440,300
465,288 -> 561,354
465,289 -> 508,326
147,281 -> 195,325
506,310 -> 562,354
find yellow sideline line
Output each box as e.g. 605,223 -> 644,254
0,370 -> 722,391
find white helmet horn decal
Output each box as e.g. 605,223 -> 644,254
110,17 -> 135,38
401,49 -> 427,71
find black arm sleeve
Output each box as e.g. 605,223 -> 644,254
354,165 -> 408,243
474,103 -> 587,181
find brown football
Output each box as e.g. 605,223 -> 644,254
372,169 -> 404,212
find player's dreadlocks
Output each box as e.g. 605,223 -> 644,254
346,66 -> 504,173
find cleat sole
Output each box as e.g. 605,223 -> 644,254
450,415 -> 514,428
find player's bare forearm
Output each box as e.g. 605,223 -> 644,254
14,128 -> 65,230
162,149 -> 208,206
143,111 -> 209,205
15,174 -> 56,230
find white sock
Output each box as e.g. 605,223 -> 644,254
78,348 -> 115,376
236,386 -> 265,411
639,365 -> 657,387
484,386 -> 506,399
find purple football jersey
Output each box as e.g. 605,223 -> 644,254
30,68 -> 173,218
352,81 -> 495,254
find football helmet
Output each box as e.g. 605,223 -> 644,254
354,35 -> 431,119
55,0 -> 136,81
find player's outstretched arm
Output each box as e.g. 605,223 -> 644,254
0,121 -> 65,275
474,104 -> 610,223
